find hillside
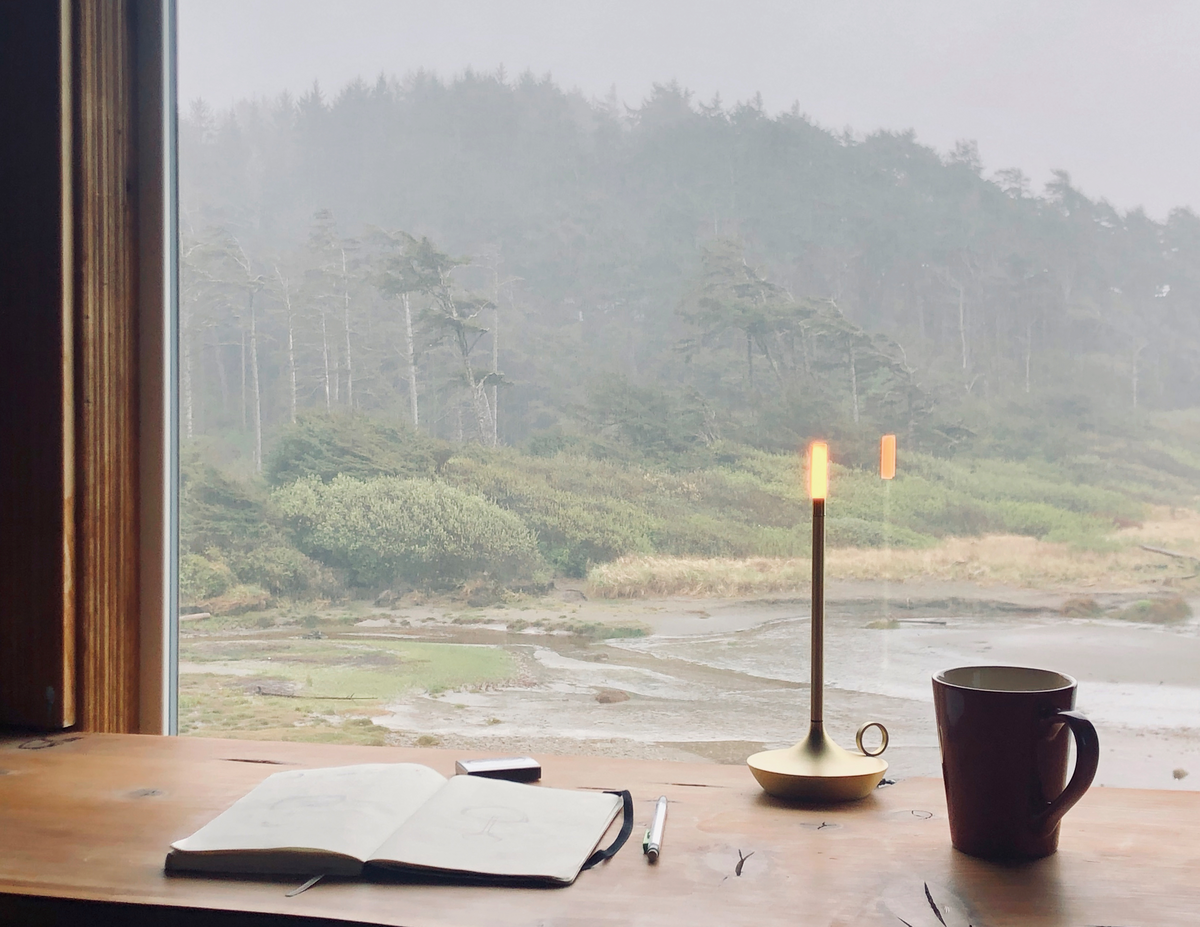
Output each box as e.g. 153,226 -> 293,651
181,72 -> 1200,459
177,71 -> 1200,608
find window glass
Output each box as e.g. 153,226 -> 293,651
177,2 -> 1200,788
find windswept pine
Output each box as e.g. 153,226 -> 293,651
177,70 -> 1200,607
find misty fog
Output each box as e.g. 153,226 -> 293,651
175,2 -> 1200,790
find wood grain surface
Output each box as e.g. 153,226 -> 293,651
0,733 -> 1196,926
74,0 -> 142,734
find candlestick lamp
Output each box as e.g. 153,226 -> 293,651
747,441 -> 890,801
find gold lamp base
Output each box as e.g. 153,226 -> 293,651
752,472 -> 891,803
748,724 -> 888,802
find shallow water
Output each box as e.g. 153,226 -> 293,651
371,601 -> 1200,790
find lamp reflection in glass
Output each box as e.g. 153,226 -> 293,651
747,441 -> 890,801
880,434 -> 896,481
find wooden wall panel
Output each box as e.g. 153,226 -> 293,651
0,3 -> 76,729
0,0 -> 165,734
74,0 -> 142,733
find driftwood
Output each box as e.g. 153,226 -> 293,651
1140,544 -> 1200,563
252,687 -> 372,700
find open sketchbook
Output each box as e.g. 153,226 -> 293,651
166,764 -> 624,885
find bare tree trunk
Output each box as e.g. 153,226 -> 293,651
287,319 -> 297,425
758,337 -> 786,389
240,330 -> 247,430
275,266 -> 298,424
1024,320 -> 1033,394
340,247 -> 354,409
181,302 -> 194,440
455,329 -> 493,443
849,344 -> 860,424
746,333 -> 754,389
957,281 -> 968,371
489,255 -> 501,447
215,341 -> 229,416
249,292 -> 263,472
330,314 -> 339,405
491,303 -> 499,447
402,292 -> 419,427
1132,343 -> 1145,409
455,405 -> 463,442
477,385 -> 495,443
993,302 -> 1003,388
319,308 -> 332,411
441,284 -> 494,443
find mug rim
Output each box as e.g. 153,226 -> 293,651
934,664 -> 1076,694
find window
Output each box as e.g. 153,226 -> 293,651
175,3 -> 1200,789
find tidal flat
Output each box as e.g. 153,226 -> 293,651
179,576 -> 1200,791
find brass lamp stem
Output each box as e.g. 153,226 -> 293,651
811,498 -> 824,727
746,472 -> 889,801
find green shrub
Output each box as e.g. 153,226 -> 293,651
199,584 -> 272,616
826,517 -> 933,549
1060,596 -> 1103,617
237,543 -> 340,598
189,413 -> 1179,598
180,449 -> 331,597
180,553 -> 234,603
444,455 -> 656,576
181,452 -> 277,552
273,475 -> 548,589
651,513 -> 805,557
265,413 -> 442,486
579,377 -> 713,459
1118,596 -> 1192,624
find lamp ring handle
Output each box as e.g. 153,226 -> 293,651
856,721 -> 889,757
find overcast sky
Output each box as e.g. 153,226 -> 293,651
179,0 -> 1199,219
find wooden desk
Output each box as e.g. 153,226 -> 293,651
0,733 -> 1197,926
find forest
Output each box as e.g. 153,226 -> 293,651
178,69 -> 1200,609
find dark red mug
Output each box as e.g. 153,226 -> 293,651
932,666 -> 1099,860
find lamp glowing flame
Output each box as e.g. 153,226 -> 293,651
880,434 -> 896,480
809,441 -> 828,501
747,435 -> 890,801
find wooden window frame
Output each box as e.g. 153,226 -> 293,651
75,0 -> 177,734
134,0 -> 178,736
0,0 -> 176,734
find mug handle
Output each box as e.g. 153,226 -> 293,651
1033,709 -> 1099,836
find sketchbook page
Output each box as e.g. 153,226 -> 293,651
370,776 -> 623,884
169,763 -> 447,870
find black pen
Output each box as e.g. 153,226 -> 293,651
643,796 -> 668,862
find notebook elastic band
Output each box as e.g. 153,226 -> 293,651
581,790 -> 634,870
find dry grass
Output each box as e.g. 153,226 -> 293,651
828,535 -> 1171,588
1118,504 -> 1200,550
586,508 -> 1200,598
586,556 -> 813,598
